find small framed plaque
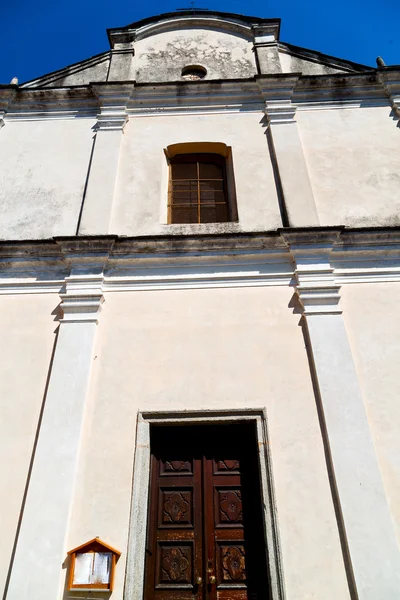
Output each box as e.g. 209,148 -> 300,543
67,537 -> 121,592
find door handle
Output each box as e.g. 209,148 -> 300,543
196,576 -> 203,585
208,575 -> 216,584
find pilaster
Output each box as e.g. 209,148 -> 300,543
78,83 -> 133,235
257,76 -> 319,227
108,42 -> 135,81
283,229 -> 400,600
6,240 -> 113,600
252,24 -> 282,74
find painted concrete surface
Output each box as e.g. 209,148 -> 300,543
133,28 -> 256,82
0,119 -> 96,240
306,312 -> 400,599
22,56 -> 110,89
79,128 -> 123,235
341,283 -> 400,548
297,106 -> 400,227
0,294 -> 57,598
65,287 -> 349,600
111,111 -> 282,235
267,120 -> 319,227
279,51 -> 353,75
6,321 -> 99,599
1,106 -> 399,239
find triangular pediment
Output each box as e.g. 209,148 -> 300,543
278,42 -> 370,75
18,11 -> 371,87
21,51 -> 110,89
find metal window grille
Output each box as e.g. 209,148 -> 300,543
168,153 -> 229,224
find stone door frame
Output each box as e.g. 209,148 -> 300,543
124,409 -> 285,600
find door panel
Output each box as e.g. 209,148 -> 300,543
144,424 -> 270,600
204,431 -> 247,600
145,430 -> 203,600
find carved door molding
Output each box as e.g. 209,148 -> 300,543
144,424 -> 272,600
124,410 -> 285,600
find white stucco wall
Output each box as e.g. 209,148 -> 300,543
297,106 -> 400,227
279,51 -> 350,75
0,294 -> 57,597
111,112 -> 282,235
65,286 -> 349,600
133,28 -> 256,82
341,283 -> 400,547
0,118 -> 96,240
1,104 -> 399,239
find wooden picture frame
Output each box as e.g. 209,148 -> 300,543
67,538 -> 121,592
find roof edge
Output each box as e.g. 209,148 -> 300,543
107,11 -> 281,46
279,41 -> 371,72
19,51 -> 111,88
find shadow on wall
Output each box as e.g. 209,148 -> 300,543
1,320 -> 60,600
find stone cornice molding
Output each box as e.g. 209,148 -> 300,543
5,86 -> 98,121
107,12 -> 281,44
378,68 -> 400,117
282,229 -> 343,315
294,72 -> 388,108
55,236 -> 116,268
2,230 -> 400,294
109,16 -> 278,47
126,79 -> 265,116
0,86 -> 17,128
256,74 -> 299,123
2,72 -> 396,120
92,83 -> 133,131
59,271 -> 104,323
56,238 -> 115,323
252,23 -> 279,44
112,43 -> 135,56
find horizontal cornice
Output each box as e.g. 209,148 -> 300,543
293,71 -> 387,108
1,70 -> 396,120
1,229 -> 400,293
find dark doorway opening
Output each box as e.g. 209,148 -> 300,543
144,423 -> 271,600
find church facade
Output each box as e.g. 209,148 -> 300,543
1,11 -> 400,600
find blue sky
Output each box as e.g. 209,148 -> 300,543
1,0 -> 398,84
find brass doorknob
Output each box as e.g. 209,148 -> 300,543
196,576 -> 202,585
209,575 -> 216,584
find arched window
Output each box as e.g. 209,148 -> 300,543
168,153 -> 230,224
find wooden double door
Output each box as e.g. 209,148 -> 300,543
144,424 -> 270,600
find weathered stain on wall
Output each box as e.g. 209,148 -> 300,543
0,119 -> 96,239
22,54 -> 110,88
133,29 -> 256,82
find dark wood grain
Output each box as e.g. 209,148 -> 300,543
144,424 -> 270,600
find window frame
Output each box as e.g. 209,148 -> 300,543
168,153 -> 231,225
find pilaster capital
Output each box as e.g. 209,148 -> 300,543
55,236 -> 116,270
91,83 -> 134,131
264,99 -> 296,124
252,23 -> 280,45
0,86 -> 17,128
378,67 -> 400,118
59,272 -> 104,324
256,74 -> 300,124
112,41 -> 135,56
55,237 -> 115,323
281,228 -> 343,315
